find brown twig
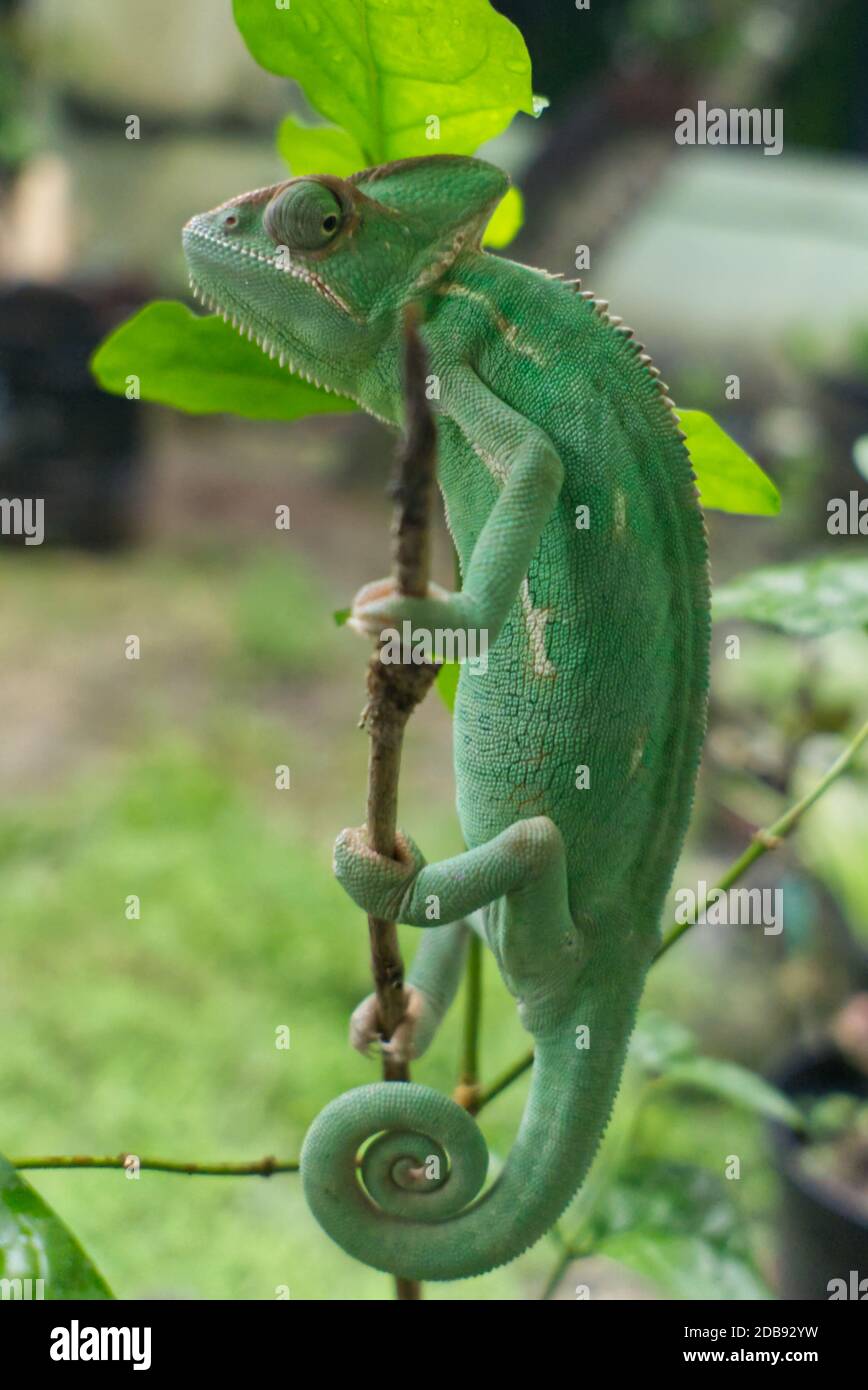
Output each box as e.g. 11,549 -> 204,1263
359,304 -> 441,1299
11,1153 -> 298,1176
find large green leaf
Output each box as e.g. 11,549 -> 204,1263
680,409 -> 780,516
659,1058 -> 805,1130
714,556 -> 868,634
91,301 -> 355,421
276,115 -> 367,177
0,1155 -> 112,1300
233,0 -> 536,164
482,187 -> 524,248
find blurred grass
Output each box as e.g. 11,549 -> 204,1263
0,545 -> 547,1299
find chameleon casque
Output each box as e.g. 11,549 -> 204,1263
182,154 -> 710,1282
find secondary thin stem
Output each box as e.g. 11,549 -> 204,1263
456,933 -> 483,1112
655,715 -> 868,961
11,1154 -> 298,1176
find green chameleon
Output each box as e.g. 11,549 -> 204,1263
183,154 -> 710,1282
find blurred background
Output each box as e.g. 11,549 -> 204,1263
0,0 -> 867,1300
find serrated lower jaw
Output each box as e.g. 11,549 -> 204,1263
186,275 -> 335,392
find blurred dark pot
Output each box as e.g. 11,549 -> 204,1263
769,1044 -> 868,1301
0,282 -> 142,549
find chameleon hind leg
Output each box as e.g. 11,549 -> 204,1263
335,816 -> 582,1037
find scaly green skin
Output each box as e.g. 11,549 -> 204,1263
183,155 -> 710,1282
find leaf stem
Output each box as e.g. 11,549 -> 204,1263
475,1049 -> 533,1113
456,933 -> 483,1112
655,716 -> 868,961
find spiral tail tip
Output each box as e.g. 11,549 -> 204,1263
300,1081 -> 489,1279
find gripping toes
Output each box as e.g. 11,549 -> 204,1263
349,985 -> 436,1063
347,576 -> 454,641
333,825 -> 426,921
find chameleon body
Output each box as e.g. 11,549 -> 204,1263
183,155 -> 710,1282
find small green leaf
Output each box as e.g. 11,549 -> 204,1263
333,607 -> 351,627
276,115 -> 367,177
233,0 -> 536,165
660,1057 -> 805,1130
630,1011 -> 696,1074
714,556 -> 868,635
91,301 -> 356,422
680,409 -> 780,516
592,1161 -> 771,1300
599,1230 -> 770,1300
436,660 -> 460,713
482,186 -> 524,248
0,1155 -> 113,1299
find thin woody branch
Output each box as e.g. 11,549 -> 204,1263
11,1154 -> 298,1177
360,305 -> 441,1084
358,306 -> 440,1304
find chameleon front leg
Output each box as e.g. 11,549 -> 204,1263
349,363 -> 563,650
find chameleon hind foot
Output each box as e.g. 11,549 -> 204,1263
349,985 -> 436,1063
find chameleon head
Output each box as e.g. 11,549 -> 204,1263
182,155 -> 509,409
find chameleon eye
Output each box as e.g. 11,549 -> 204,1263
264,180 -> 344,252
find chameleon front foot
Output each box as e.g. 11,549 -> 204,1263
347,575 -> 466,642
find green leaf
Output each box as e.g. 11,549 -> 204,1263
233,0 -> 536,164
660,1057 -> 805,1130
482,186 -> 524,248
630,1011 -> 696,1074
91,301 -> 355,422
333,608 -> 351,628
680,409 -> 780,516
436,660 -> 460,713
599,1230 -> 770,1300
0,1155 -> 113,1299
592,1161 -> 770,1300
276,115 -> 367,177
714,556 -> 868,635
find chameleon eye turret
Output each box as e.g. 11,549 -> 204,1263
263,180 -> 346,252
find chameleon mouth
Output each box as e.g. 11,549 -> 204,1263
183,222 -> 354,318
185,269 -> 389,422
186,272 -> 342,392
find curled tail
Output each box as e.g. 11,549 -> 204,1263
301,959 -> 646,1281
